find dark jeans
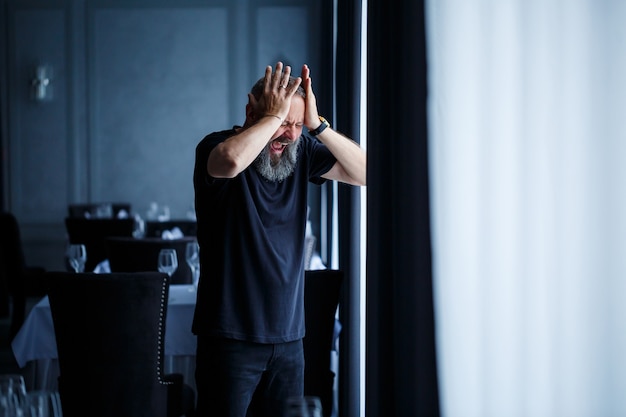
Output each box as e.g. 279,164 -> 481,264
195,335 -> 305,417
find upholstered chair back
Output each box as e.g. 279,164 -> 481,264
47,271 -> 174,417
303,269 -> 344,417
105,237 -> 195,284
64,217 -> 135,272
0,211 -> 46,339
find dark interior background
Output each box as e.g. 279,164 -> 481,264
0,1 -> 365,415
0,0 -> 332,271
1,1 -> 439,416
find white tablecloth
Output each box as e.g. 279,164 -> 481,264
11,284 -> 198,391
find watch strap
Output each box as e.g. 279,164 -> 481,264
308,116 -> 330,136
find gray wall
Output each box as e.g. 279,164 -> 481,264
1,0 -> 325,270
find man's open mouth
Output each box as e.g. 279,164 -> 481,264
270,140 -> 289,153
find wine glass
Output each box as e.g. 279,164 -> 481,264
132,214 -> 145,239
284,396 -> 322,417
24,390 -> 62,417
0,374 -> 27,416
185,241 -> 200,289
66,244 -> 87,273
158,249 -> 178,277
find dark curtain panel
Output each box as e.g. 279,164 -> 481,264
0,1 -> 5,211
366,0 -> 440,416
334,1 -> 363,417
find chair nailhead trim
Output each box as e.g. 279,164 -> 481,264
157,276 -> 172,385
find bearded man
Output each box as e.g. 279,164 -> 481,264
192,62 -> 366,417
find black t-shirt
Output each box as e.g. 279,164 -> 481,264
191,127 -> 336,343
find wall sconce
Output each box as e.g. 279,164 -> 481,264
31,64 -> 53,102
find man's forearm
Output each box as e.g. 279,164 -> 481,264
317,128 -> 367,186
207,116 -> 282,178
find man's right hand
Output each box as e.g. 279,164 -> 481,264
249,62 -> 302,123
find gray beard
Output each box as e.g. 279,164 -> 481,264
253,138 -> 300,182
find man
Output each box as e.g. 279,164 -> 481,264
192,61 -> 366,416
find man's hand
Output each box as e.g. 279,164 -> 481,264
249,62 -> 302,122
208,62 -> 302,179
299,64 -> 366,186
301,64 -> 321,130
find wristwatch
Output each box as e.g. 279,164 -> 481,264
308,116 -> 330,136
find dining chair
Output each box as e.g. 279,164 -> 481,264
0,211 -> 47,341
303,269 -> 344,417
105,237 -> 195,284
64,217 -> 135,272
46,271 -> 195,417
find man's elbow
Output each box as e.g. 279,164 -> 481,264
207,148 -> 241,178
350,174 -> 367,187
350,163 -> 367,186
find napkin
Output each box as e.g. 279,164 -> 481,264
93,259 -> 111,274
161,227 -> 184,240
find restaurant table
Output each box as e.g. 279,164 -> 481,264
11,284 -> 198,392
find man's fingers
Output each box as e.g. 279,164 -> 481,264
280,65 -> 292,89
248,93 -> 257,107
301,64 -> 310,80
271,62 -> 285,89
264,65 -> 273,91
288,77 -> 303,95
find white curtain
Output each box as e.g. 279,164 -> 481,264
427,0 -> 626,416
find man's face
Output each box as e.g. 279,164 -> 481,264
254,97 -> 305,182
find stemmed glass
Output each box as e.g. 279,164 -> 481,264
158,249 -> 178,277
284,396 -> 322,417
0,373 -> 27,416
24,390 -> 62,417
66,244 -> 87,273
132,214 -> 145,239
185,241 -> 200,289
